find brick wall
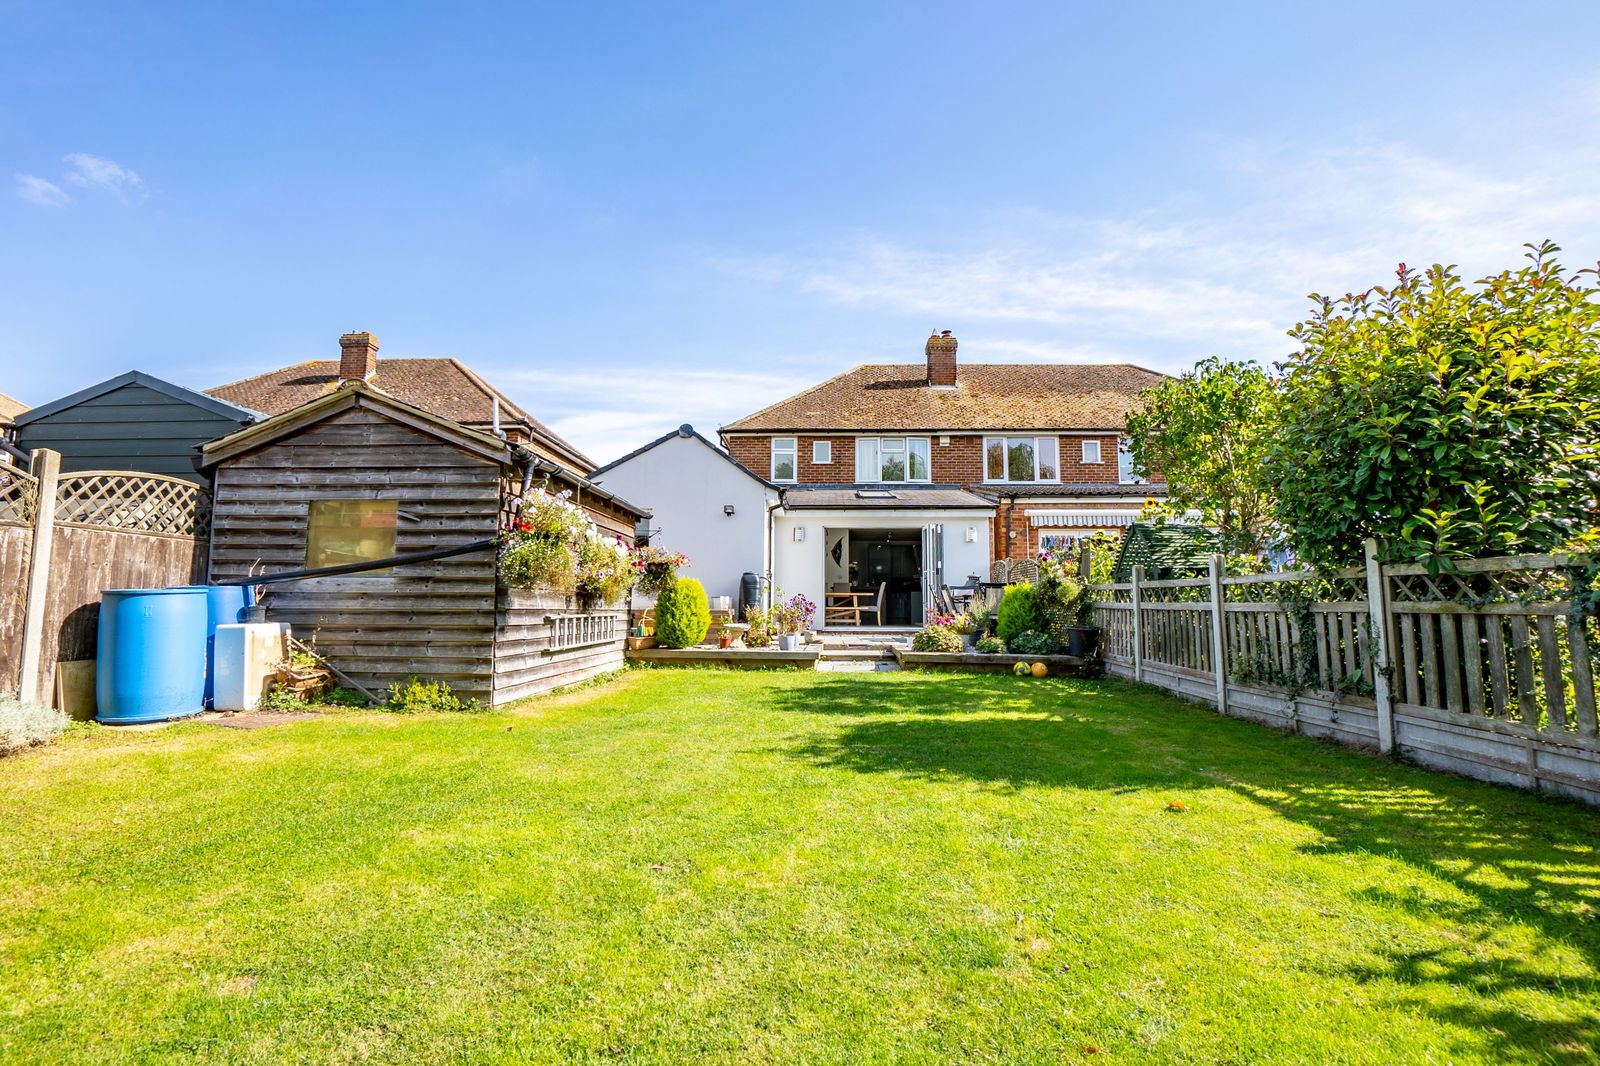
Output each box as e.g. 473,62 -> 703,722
726,432 -> 1131,488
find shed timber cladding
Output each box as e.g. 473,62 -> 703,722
202,385 -> 648,703
207,407 -> 506,701
721,363 -> 1165,433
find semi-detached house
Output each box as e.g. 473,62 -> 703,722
716,331 -> 1167,626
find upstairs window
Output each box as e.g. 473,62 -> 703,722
772,438 -> 797,482
984,436 -> 1059,483
1081,439 -> 1102,464
855,437 -> 930,482
1118,438 -> 1148,484
812,440 -> 832,464
306,500 -> 398,575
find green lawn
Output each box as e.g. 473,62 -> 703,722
2,669 -> 1599,1065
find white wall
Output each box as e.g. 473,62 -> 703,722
591,432 -> 777,605
772,509 -> 992,623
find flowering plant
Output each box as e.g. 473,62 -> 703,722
576,536 -> 635,603
769,592 -> 816,635
743,605 -> 774,647
630,545 -> 691,596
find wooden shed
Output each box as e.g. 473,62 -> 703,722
14,371 -> 261,483
200,382 -> 649,704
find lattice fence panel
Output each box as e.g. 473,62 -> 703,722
0,467 -> 38,526
53,471 -> 210,537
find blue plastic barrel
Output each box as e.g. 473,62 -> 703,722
96,587 -> 209,723
172,585 -> 252,707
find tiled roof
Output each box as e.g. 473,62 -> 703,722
722,363 -> 1166,433
0,392 -> 28,422
207,358 -> 592,470
781,485 -> 997,510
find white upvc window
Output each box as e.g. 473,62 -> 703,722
772,437 -> 797,482
1118,438 -> 1148,484
1081,439 -> 1102,464
854,436 -> 931,482
983,436 -> 1060,483
812,440 -> 832,464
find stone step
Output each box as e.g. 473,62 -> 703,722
818,648 -> 898,661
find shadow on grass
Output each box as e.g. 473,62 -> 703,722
771,673 -> 1600,1065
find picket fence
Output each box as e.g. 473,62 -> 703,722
1092,542 -> 1600,805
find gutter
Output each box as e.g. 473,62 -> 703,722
513,448 -> 652,520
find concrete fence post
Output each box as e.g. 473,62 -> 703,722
17,448 -> 61,705
1208,554 -> 1228,715
1364,537 -> 1396,754
1130,563 -> 1145,684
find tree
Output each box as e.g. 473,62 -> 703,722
1265,241 -> 1600,571
1125,357 -> 1277,555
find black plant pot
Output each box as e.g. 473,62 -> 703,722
1063,625 -> 1100,658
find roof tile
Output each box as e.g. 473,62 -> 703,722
722,363 -> 1165,433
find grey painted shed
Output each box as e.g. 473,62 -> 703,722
14,371 -> 261,483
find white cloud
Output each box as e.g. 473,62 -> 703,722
498,366 -> 817,465
719,95 -> 1600,372
15,174 -> 69,207
62,153 -> 143,199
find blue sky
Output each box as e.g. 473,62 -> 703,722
4,1 -> 1600,461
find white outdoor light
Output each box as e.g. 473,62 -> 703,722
965,526 -> 977,543
793,526 -> 806,542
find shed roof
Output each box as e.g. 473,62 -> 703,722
722,363 -> 1166,433
15,370 -> 260,427
1112,522 -> 1221,582
198,382 -> 649,519
207,357 -> 593,471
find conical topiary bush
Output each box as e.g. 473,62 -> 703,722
654,577 -> 711,648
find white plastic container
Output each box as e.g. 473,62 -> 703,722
213,623 -> 289,712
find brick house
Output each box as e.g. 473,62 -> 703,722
717,331 -> 1166,625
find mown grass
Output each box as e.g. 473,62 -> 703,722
2,668 -> 1598,1065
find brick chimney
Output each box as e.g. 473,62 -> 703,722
339,331 -> 379,384
926,329 -> 957,387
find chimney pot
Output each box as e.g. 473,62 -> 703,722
339,331 -> 379,384
925,329 -> 957,387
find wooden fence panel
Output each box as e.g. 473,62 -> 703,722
1092,551 -> 1600,805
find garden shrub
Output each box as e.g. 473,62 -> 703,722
742,604 -> 773,647
1008,630 -> 1062,656
655,578 -> 711,648
0,695 -> 68,756
386,677 -> 479,713
995,583 -> 1046,642
1267,242 -> 1600,569
975,636 -> 1006,654
912,625 -> 963,653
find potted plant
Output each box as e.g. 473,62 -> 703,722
1038,549 -> 1099,658
743,605 -> 774,648
575,535 -> 634,608
770,592 -> 815,651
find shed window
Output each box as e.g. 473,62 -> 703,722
306,500 -> 398,574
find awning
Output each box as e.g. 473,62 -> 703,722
1025,509 -> 1141,528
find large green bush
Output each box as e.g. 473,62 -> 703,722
1266,242 -> 1600,570
655,578 -> 711,648
1008,630 -> 1062,656
995,583 -> 1045,642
